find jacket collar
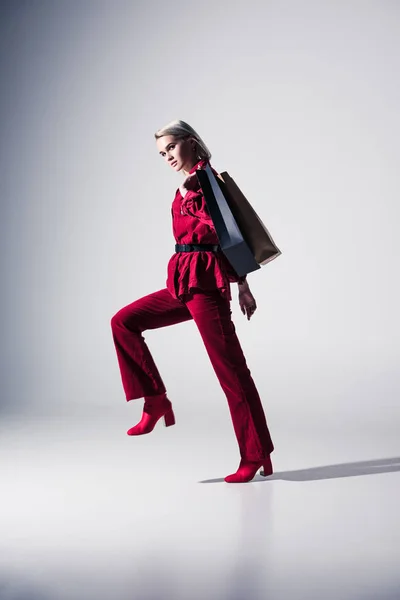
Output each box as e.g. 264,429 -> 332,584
189,158 -> 209,174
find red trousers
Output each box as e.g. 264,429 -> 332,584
110,287 -> 274,461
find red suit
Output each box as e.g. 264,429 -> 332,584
111,158 -> 274,461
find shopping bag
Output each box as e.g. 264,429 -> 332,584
217,171 -> 282,265
195,163 -> 261,277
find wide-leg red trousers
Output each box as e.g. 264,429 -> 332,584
110,287 -> 274,461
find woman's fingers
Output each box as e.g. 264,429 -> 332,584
247,304 -> 257,320
239,296 -> 257,320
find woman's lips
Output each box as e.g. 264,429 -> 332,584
171,161 -> 177,167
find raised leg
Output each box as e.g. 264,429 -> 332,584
110,288 -> 192,400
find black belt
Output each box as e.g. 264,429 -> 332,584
175,244 -> 220,252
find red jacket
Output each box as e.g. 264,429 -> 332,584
166,158 -> 245,301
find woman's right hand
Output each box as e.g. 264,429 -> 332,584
179,172 -> 199,197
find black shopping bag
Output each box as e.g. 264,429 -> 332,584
195,163 -> 261,277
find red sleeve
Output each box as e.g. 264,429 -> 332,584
181,190 -> 214,227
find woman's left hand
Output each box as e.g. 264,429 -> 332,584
238,285 -> 257,321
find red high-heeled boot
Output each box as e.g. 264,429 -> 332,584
224,455 -> 273,483
127,393 -> 175,436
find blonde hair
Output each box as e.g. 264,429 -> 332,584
154,119 -> 212,162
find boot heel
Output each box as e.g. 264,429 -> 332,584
260,455 -> 273,477
163,408 -> 175,427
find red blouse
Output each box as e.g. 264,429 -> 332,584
166,158 -> 245,302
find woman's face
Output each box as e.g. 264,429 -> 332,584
157,135 -> 197,173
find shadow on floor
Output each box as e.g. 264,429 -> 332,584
199,456 -> 400,483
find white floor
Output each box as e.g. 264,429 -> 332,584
1,409 -> 399,600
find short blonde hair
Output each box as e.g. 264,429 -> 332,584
154,119 -> 211,161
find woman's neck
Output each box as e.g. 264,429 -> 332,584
182,157 -> 206,176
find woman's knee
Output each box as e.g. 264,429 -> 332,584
110,305 -> 141,332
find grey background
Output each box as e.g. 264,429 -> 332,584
1,0 -> 398,431
1,2 -> 399,599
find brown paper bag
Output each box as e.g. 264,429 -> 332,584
216,171 -> 282,265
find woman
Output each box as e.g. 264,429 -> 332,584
111,119 -> 274,483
